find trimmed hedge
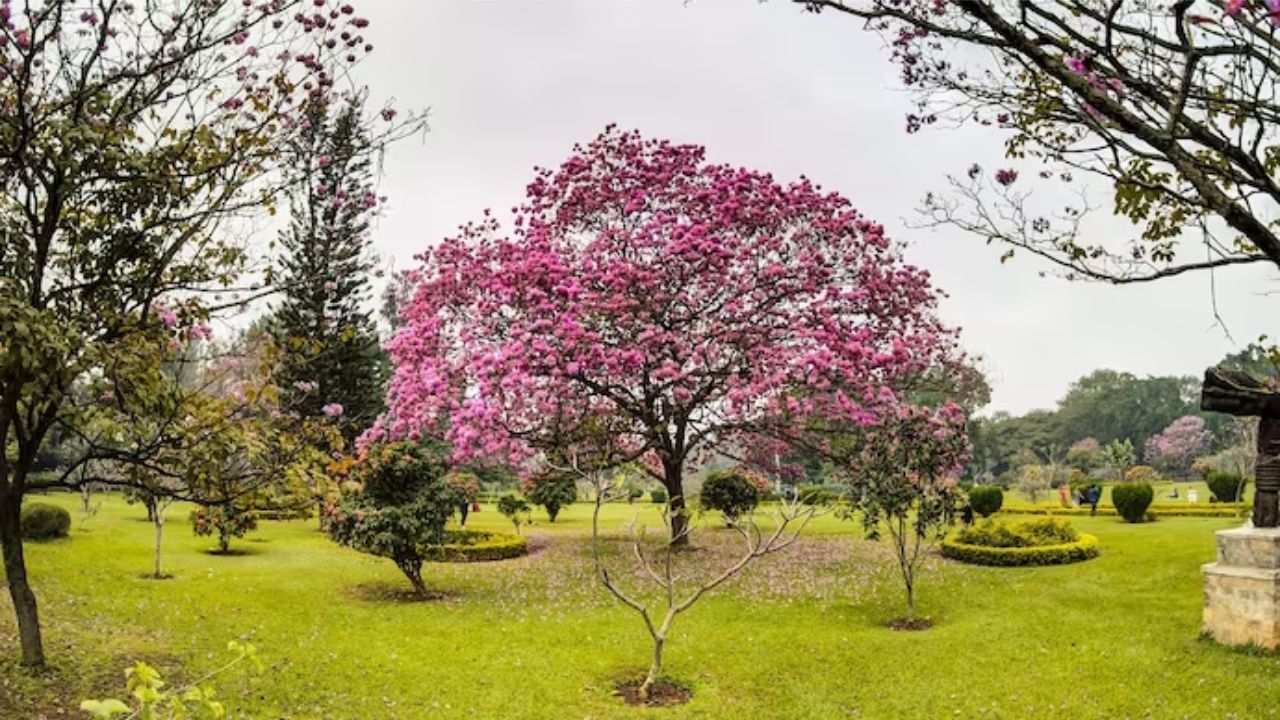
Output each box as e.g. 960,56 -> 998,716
968,486 -> 1003,517
422,530 -> 527,562
1205,471 -> 1248,503
942,518 -> 1099,566
650,489 -> 667,504
941,533 -> 1100,566
1111,483 -> 1154,523
21,503 -> 71,540
998,503 -> 1248,519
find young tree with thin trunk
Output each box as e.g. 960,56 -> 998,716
832,403 -> 970,625
368,127 -> 957,544
0,0 -> 422,667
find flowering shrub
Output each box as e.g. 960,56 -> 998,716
190,505 -> 258,554
325,442 -> 458,597
1124,465 -> 1159,485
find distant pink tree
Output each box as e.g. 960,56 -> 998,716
372,127 -> 959,542
1144,416 -> 1212,478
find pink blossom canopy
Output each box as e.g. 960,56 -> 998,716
370,127 -> 960,467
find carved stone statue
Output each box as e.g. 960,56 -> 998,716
1201,368 -> 1280,527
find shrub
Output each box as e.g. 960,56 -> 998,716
1111,482 -> 1154,523
1124,465 -> 1159,484
650,488 -> 667,504
497,493 -> 532,534
522,472 -> 576,522
190,504 -> 259,553
699,468 -> 765,525
326,442 -> 460,597
1205,470 -> 1248,503
942,518 -> 1099,566
998,503 -> 1249,519
968,486 -> 1003,517
21,503 -> 70,541
421,530 -> 527,562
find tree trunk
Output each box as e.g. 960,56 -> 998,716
152,512 -> 166,579
664,463 -> 688,546
639,633 -> 665,700
397,556 -> 427,597
0,490 -> 45,667
218,528 -> 231,554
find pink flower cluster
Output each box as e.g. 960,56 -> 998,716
367,127 -> 961,465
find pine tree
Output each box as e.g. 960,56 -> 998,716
272,95 -> 385,440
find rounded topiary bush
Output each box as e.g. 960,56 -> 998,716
1111,482 -> 1154,523
21,502 -> 71,541
650,488 -> 667,504
421,530 -> 527,562
1205,470 -> 1247,503
699,468 -> 768,526
941,518 -> 1099,566
968,486 -> 1003,517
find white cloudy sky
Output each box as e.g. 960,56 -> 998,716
345,0 -> 1274,416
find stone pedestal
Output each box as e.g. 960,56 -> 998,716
1203,524 -> 1280,649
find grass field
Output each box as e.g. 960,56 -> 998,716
3,493 -> 1280,719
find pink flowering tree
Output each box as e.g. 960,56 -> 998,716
801,0 -> 1280,281
373,127 -> 959,543
0,0 -> 422,667
1145,415 -> 1213,478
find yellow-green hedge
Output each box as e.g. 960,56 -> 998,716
998,504 -> 1248,519
941,533 -> 1100,567
423,530 -> 527,562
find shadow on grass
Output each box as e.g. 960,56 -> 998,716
201,547 -> 264,557
343,582 -> 461,604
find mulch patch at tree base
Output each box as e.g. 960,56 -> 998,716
888,617 -> 933,631
613,678 -> 693,707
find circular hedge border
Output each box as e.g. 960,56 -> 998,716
422,530 -> 527,563
940,533 -> 1100,567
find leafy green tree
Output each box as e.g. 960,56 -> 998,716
1105,439 -> 1137,485
1055,371 -> 1196,449
271,95 -> 386,441
326,442 -> 459,598
497,493 -> 532,535
0,1 -> 422,667
699,468 -> 768,528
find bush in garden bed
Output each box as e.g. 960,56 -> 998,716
941,518 -> 1099,566
421,530 -> 527,562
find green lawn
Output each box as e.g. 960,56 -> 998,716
4,493 -> 1280,719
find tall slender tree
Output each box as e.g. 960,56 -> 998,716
271,95 -> 386,440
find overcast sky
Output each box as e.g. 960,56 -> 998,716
347,0 -> 1274,416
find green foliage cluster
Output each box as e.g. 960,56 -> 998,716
497,493 -> 532,534
797,484 -> 843,506
420,530 -> 527,562
943,519 -> 1099,566
1205,470 -> 1248,503
699,468 -> 766,525
1111,483 -> 1155,523
79,641 -> 262,719
968,486 -> 1003,517
326,442 -> 459,595
1124,466 -> 1160,484
190,505 -> 259,553
20,503 -> 70,541
649,489 -> 667,504
522,473 -> 576,522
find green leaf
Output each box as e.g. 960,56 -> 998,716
78,698 -> 131,718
